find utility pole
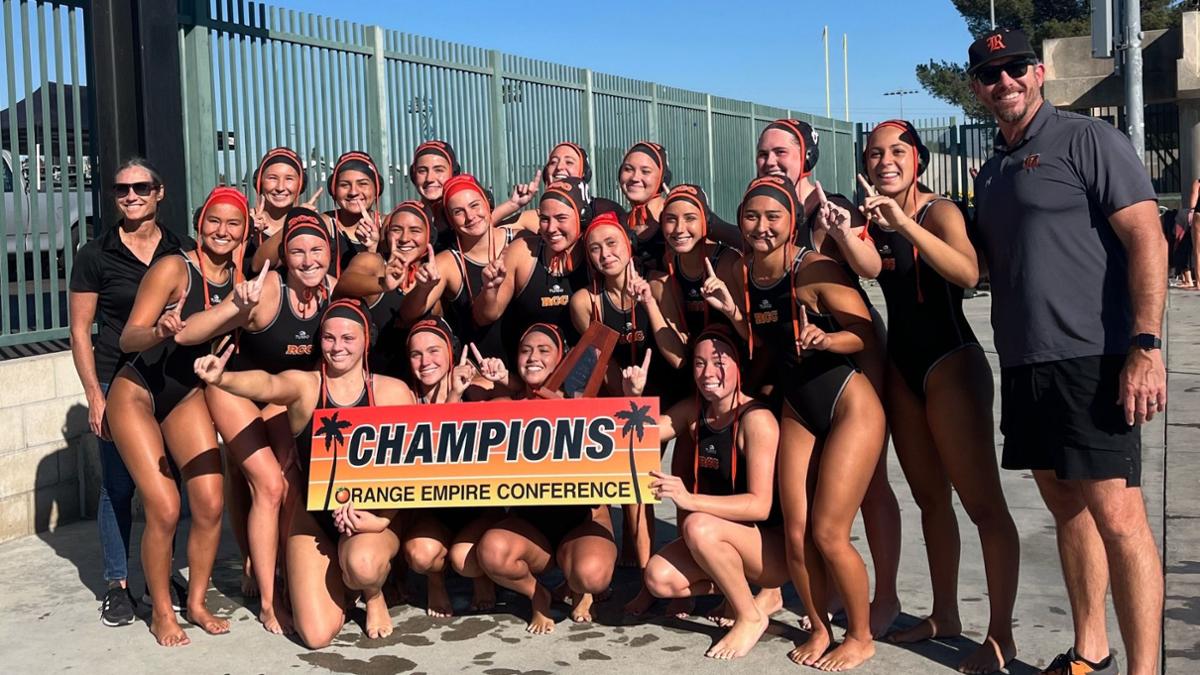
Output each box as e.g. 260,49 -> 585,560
990,0 -> 996,28
1122,0 -> 1145,162
883,89 -> 918,119
843,33 -> 850,122
823,26 -> 831,118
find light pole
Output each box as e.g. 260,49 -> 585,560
883,89 -> 918,118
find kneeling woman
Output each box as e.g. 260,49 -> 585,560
625,326 -> 784,661
474,324 -> 618,634
401,317 -> 502,617
193,299 -> 415,648
109,187 -> 248,646
710,176 -> 886,670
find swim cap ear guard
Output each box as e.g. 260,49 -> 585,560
862,119 -> 930,177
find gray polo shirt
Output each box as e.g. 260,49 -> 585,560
973,102 -> 1155,368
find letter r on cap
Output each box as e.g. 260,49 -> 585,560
987,35 -> 1006,52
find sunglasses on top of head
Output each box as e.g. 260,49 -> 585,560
973,58 -> 1037,86
111,181 -> 159,198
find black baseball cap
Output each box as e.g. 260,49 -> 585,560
967,29 -> 1037,74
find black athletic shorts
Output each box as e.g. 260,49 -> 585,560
999,354 -> 1141,486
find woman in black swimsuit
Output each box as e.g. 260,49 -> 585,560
107,187 -> 249,646
474,324 -> 618,634
399,317 -> 502,617
193,299 -> 415,648
400,173 -> 513,364
708,175 -> 885,670
334,200 -> 434,377
175,207 -> 336,634
624,326 -> 784,661
862,121 -> 1019,673
757,118 -> 902,636
568,211 -> 685,574
472,177 -> 593,346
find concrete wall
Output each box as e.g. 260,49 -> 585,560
0,351 -> 96,544
1043,28 -> 1179,107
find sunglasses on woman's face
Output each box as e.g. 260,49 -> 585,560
111,182 -> 158,197
974,58 -> 1037,86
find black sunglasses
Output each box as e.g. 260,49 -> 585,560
111,181 -> 159,197
974,58 -> 1036,86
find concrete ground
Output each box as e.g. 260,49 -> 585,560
0,286 -> 1196,674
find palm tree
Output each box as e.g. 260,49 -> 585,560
614,400 -> 653,503
315,411 -> 353,509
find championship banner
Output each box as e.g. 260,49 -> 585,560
305,397 -> 661,510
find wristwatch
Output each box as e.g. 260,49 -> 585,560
1132,333 -> 1162,350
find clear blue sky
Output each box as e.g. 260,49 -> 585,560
273,0 -> 975,124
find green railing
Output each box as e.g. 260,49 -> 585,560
0,0 -> 91,347
1,0 -> 860,349
178,0 -> 858,224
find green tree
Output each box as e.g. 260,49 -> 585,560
917,0 -> 1187,119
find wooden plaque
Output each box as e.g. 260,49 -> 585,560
535,321 -> 619,399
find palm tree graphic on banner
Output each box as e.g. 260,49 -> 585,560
614,400 -> 652,503
315,411 -> 352,509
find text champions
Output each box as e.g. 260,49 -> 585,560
304,397 -> 661,511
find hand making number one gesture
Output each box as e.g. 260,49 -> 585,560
234,262 -> 271,311
700,257 -> 736,316
193,342 -> 235,386
621,347 -> 653,397
154,286 -> 188,341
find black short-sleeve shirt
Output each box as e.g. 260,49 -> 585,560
973,103 -> 1156,367
69,223 -> 191,384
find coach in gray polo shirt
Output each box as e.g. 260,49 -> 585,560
969,28 -> 1166,675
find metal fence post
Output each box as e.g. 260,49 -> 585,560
488,50 -> 510,194
649,84 -> 659,142
582,68 -> 596,190
364,25 -> 391,205
179,0 -> 216,219
705,94 -> 715,206
948,116 -> 960,202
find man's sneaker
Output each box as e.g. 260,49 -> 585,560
141,578 -> 184,612
100,582 -> 136,627
1040,648 -> 1118,674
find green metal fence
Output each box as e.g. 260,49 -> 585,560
178,0 -> 858,224
0,0 -> 859,349
0,0 -> 91,347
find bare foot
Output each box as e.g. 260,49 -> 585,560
526,585 -> 556,635
869,596 -> 901,638
886,614 -> 961,644
469,577 -> 496,612
259,598 -> 294,635
706,610 -> 769,660
364,593 -> 393,639
814,635 -> 876,672
665,597 -> 694,619
240,558 -> 258,599
570,592 -> 594,623
958,634 -> 1016,674
426,573 -> 453,618
624,587 -> 656,616
151,609 -> 191,647
788,630 -> 832,667
185,602 -> 230,635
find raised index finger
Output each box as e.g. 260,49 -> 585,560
856,173 -> 877,198
641,346 -> 653,371
704,257 -> 716,278
470,342 -> 485,365
815,180 -> 829,205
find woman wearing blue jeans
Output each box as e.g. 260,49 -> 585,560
69,158 -> 188,626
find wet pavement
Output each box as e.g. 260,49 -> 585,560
0,286 -> 1195,674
